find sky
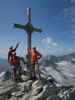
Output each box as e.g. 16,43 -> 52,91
0,0 -> 75,58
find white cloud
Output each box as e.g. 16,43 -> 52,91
41,37 -> 52,44
52,42 -> 58,47
41,37 -> 58,47
33,37 -> 75,56
34,37 -> 60,55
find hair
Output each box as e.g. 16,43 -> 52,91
9,46 -> 13,50
33,46 -> 36,50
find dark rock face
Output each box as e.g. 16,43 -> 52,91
47,95 -> 60,100
69,91 -> 75,100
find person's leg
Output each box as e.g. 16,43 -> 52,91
38,63 -> 41,78
32,63 -> 37,80
11,65 -> 14,80
13,66 -> 17,81
16,64 -> 23,82
35,62 -> 41,79
18,65 -> 22,76
20,57 -> 26,64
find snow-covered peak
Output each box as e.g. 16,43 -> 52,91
56,61 -> 69,66
0,71 -> 5,78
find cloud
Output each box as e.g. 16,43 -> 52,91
41,37 -> 58,48
37,37 -> 75,56
36,37 -> 75,56
35,37 -> 60,55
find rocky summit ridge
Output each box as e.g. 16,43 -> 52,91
0,71 -> 75,100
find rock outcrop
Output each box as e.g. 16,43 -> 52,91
0,72 -> 75,100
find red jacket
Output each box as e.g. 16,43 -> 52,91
8,51 -> 20,65
28,48 -> 42,63
31,51 -> 41,63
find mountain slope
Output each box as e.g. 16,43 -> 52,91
39,53 -> 75,86
0,58 -> 10,73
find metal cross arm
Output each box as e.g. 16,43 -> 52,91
24,22 -> 42,33
14,24 -> 25,30
14,23 -> 42,33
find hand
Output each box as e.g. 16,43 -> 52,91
17,42 -> 20,46
15,42 -> 20,50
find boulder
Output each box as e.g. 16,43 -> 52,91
24,80 -> 33,92
29,85 -> 48,100
31,86 -> 43,96
0,80 -> 16,95
30,85 -> 59,100
18,80 -> 33,92
21,75 -> 30,82
32,80 -> 42,89
11,91 -> 24,97
31,80 -> 43,96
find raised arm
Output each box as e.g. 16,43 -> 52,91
12,43 -> 20,52
36,51 -> 42,59
15,43 -> 19,50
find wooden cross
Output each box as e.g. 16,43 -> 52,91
14,8 -> 42,74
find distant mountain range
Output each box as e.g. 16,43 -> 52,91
40,53 -> 75,66
0,52 -> 75,73
0,58 -> 10,73
40,52 -> 75,86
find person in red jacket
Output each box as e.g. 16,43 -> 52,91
8,43 -> 20,81
31,47 -> 42,80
